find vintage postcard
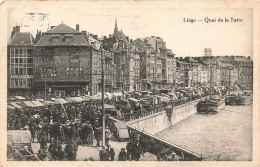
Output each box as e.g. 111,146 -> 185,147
0,0 -> 259,167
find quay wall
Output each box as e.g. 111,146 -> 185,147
127,98 -> 206,135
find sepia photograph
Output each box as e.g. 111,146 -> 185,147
0,0 -> 260,166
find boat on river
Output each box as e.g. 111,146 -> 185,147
197,97 -> 225,113
225,93 -> 252,105
197,62 -> 225,114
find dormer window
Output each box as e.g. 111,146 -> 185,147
53,37 -> 59,42
64,34 -> 73,43
65,37 -> 72,42
51,34 -> 60,42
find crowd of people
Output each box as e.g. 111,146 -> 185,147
7,88 -> 214,161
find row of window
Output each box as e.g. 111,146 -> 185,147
52,37 -> 72,43
10,67 -> 33,75
10,58 -> 33,64
55,90 -> 66,97
40,56 -> 54,63
10,48 -> 33,55
9,78 -> 33,88
41,67 -> 57,76
66,67 -> 82,76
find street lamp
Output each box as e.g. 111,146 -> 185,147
118,37 -> 126,99
100,44 -> 106,147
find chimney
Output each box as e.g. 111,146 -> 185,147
11,26 -> 20,40
151,36 -> 155,38
156,40 -> 159,53
90,33 -> 93,36
109,34 -> 112,37
248,56 -> 251,60
51,26 -> 55,29
16,26 -> 20,32
93,35 -> 98,40
126,36 -> 129,42
104,36 -> 107,40
81,31 -> 86,36
130,39 -> 133,43
76,24 -> 79,31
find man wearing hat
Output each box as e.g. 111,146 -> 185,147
39,131 -> 48,150
94,127 -> 102,147
57,125 -> 64,144
81,123 -> 87,146
99,146 -> 110,161
118,148 -> 127,161
106,145 -> 115,161
64,141 -> 76,161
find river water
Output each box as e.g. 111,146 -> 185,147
155,105 -> 252,161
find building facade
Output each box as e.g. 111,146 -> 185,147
217,56 -> 253,89
8,31 -> 35,96
34,23 -> 92,98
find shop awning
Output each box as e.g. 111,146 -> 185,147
93,96 -> 102,100
42,101 -> 58,105
104,92 -> 114,99
7,105 -> 16,110
66,97 -> 85,102
14,96 -> 26,100
23,101 -> 37,107
155,95 -> 170,102
51,98 -> 68,104
128,97 -> 140,103
10,102 -> 23,109
31,101 -> 45,107
115,92 -> 123,96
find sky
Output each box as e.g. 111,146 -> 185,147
7,1 -> 253,58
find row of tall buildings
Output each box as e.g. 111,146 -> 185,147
7,21 -> 253,97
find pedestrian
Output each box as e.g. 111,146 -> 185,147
126,141 -> 134,160
106,145 -> 115,161
87,130 -> 94,146
57,125 -> 64,144
105,126 -> 111,146
36,122 -> 43,142
81,123 -> 87,146
48,138 -> 57,160
118,148 -> 127,161
64,141 -> 76,161
29,122 -> 36,143
39,131 -> 48,150
94,127 -> 102,147
56,142 -> 64,161
168,152 -> 179,161
37,149 -> 45,161
99,146 -> 110,161
131,142 -> 143,161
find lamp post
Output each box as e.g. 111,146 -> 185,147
119,37 -> 126,99
101,45 -> 105,146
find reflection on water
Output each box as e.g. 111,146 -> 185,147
155,105 -> 252,161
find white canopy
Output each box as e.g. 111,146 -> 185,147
14,96 -> 26,100
31,101 -> 45,107
10,102 -> 23,109
23,101 -> 37,107
51,98 -> 68,104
